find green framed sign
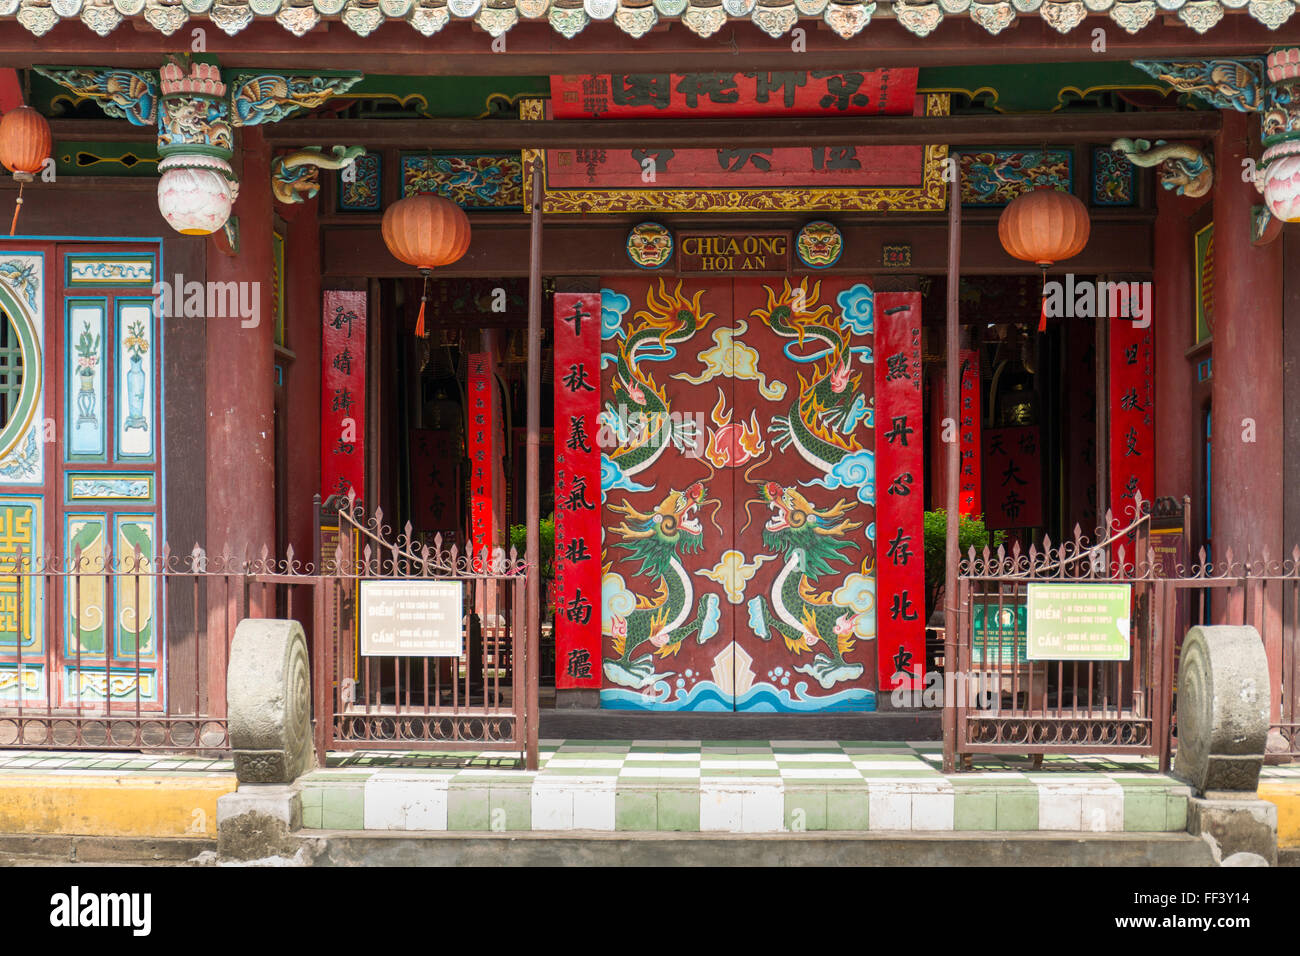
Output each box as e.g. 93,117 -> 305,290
1026,583 -> 1131,661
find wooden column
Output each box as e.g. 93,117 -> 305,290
1152,185 -> 1202,531
205,126 -> 276,711
1210,110 -> 1284,565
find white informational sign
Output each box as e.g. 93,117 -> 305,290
359,580 -> 463,657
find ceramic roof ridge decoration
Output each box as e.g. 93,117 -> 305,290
5,0 -> 1296,36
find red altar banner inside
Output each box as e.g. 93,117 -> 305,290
550,70 -> 919,119
553,292 -> 602,689
1109,320 -> 1155,528
410,428 -> 459,539
875,292 -> 926,692
321,290 -> 366,504
467,353 -> 495,565
982,425 -> 1044,530
959,349 -> 982,518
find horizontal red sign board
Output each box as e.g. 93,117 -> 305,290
550,70 -> 919,118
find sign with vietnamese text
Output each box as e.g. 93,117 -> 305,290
360,580 -> 463,657
1026,583 -> 1131,661
677,231 -> 790,275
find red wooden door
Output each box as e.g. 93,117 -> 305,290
599,275 -> 877,711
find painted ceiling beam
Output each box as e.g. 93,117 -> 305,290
3,18 -> 1300,74
262,110 -> 1221,148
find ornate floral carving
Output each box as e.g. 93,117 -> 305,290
1176,0 -> 1223,30
34,66 -> 159,124
614,2 -> 657,34
892,0 -> 943,35
209,1 -> 255,32
50,0 -> 81,13
548,2 -> 588,32
80,0 -> 123,33
682,0 -> 726,32
1039,0 -> 1084,27
144,0 -> 189,31
475,2 -> 515,28
1248,0 -> 1293,27
969,0 -> 1015,32
342,0 -> 385,32
1108,0 -> 1155,30
751,1 -> 796,33
822,0 -> 873,35
276,0 -> 319,31
407,0 -> 449,30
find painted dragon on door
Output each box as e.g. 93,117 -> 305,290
599,276 -> 880,712
602,480 -> 723,690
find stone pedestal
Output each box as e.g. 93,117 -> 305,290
219,618 -> 315,861
1187,795 -> 1278,866
1173,625 -> 1277,865
217,784 -> 303,861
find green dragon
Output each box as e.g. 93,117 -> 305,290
604,281 -> 715,479
603,481 -> 722,690
746,480 -> 869,689
749,278 -> 871,475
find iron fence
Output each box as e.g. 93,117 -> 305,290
316,495 -> 536,768
944,494 -> 1300,771
0,543 -> 301,751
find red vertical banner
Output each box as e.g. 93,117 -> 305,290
982,425 -> 1043,530
874,292 -> 925,693
1109,319 -> 1155,528
467,353 -> 496,566
552,292 -> 601,689
410,428 -> 459,538
958,349 -> 982,517
321,290 -> 366,504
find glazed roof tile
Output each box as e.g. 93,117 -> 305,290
0,0 -> 1280,40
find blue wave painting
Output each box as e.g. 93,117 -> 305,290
600,680 -> 876,713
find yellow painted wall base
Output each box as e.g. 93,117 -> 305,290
1258,783 -> 1300,849
0,774 -> 237,839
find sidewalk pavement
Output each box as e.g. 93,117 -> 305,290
0,743 -> 1296,844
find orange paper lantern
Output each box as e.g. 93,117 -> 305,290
381,194 -> 472,338
997,188 -> 1091,330
0,105 -> 52,180
0,105 -> 52,236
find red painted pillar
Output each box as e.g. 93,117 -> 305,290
1211,110 -> 1284,565
282,192 -> 321,562
1152,187 -> 1200,510
205,126 -> 276,711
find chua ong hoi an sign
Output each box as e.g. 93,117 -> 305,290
677,231 -> 791,274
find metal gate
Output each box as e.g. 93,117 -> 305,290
315,495 -> 536,768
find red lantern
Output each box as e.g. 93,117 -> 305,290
0,105 -> 52,236
381,194 -> 472,337
998,188 -> 1091,331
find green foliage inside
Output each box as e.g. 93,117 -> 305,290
509,513 -> 555,580
922,510 -> 1005,618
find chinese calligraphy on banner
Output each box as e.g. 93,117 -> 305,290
552,293 -> 601,689
959,350 -> 982,517
875,293 -> 925,693
320,290 -> 366,505
983,425 -> 1044,530
409,428 -> 459,538
550,71 -> 919,119
1109,319 -> 1155,527
467,353 -> 496,568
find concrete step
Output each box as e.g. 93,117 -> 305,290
295,829 -> 1216,867
540,709 -> 941,740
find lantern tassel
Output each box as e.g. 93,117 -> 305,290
9,180 -> 23,237
415,272 -> 430,339
1037,266 -> 1048,333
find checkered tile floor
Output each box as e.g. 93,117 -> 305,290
298,740 -> 1300,834
0,742 -> 1294,835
